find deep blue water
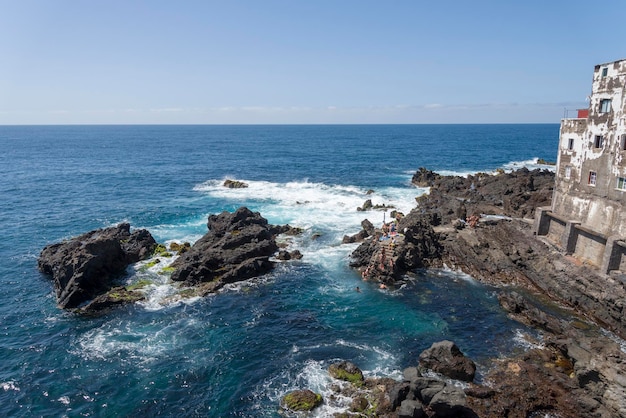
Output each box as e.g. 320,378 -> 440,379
0,124 -> 558,416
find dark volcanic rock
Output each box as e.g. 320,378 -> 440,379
223,179 -> 248,188
350,211 -> 442,284
38,223 -> 157,309
413,167 -> 554,223
418,340 -> 476,382
412,167 -> 442,187
170,207 -> 279,288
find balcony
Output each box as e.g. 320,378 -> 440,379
563,108 -> 589,119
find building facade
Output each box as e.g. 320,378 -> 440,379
535,59 -> 626,274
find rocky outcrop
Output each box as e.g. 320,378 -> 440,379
223,179 -> 248,188
342,219 -> 375,244
350,211 -> 443,284
38,223 -> 157,309
320,352 -> 478,417
418,340 -> 476,382
413,167 -> 554,222
170,207 -> 279,289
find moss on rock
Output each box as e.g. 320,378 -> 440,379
329,361 -> 365,387
280,389 -> 323,412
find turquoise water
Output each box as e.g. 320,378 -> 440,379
0,124 -> 558,416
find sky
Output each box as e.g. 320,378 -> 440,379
1,0 -> 626,125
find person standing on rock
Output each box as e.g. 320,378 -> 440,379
457,201 -> 467,222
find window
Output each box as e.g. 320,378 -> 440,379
599,99 -> 612,113
567,138 -> 574,150
602,67 -> 608,77
621,134 -> 626,151
565,166 -> 571,179
594,135 -> 604,148
588,171 -> 597,186
618,177 -> 626,191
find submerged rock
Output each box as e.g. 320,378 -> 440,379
38,223 -> 156,309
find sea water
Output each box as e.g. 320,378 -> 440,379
0,124 -> 558,416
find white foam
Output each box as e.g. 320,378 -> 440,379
437,265 -> 480,285
435,157 -> 556,178
1,381 -> 19,392
512,329 -> 544,350
74,317 -> 200,364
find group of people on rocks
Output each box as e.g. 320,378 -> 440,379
456,200 -> 481,228
360,212 -> 404,287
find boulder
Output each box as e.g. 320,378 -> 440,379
328,361 -> 364,386
280,389 -> 322,412
429,384 -> 470,417
418,340 -> 476,382
398,399 -> 426,418
38,223 -> 156,309
170,207 -> 279,287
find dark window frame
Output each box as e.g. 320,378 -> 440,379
594,135 -> 604,148
599,99 -> 612,113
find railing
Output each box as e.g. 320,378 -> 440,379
563,108 -> 589,119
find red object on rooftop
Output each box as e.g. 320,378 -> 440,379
577,109 -> 589,118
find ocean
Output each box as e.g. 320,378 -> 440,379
0,124 -> 558,416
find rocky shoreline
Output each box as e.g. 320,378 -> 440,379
37,170 -> 626,417
343,167 -> 626,417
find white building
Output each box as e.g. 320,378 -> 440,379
535,59 -> 626,274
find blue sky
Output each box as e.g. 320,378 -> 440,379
1,0 -> 625,124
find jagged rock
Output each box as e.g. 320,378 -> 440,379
169,241 -> 191,254
271,224 -> 304,236
351,211 -> 442,284
170,207 -> 278,287
276,249 -> 303,261
411,167 -> 441,187
418,340 -> 476,382
223,179 -> 248,188
280,389 -> 322,412
38,223 -> 157,309
412,167 -> 554,222
357,199 -> 373,211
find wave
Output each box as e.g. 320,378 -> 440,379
253,339 -> 402,417
432,157 -> 557,178
1,381 -> 20,392
192,178 -> 420,265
